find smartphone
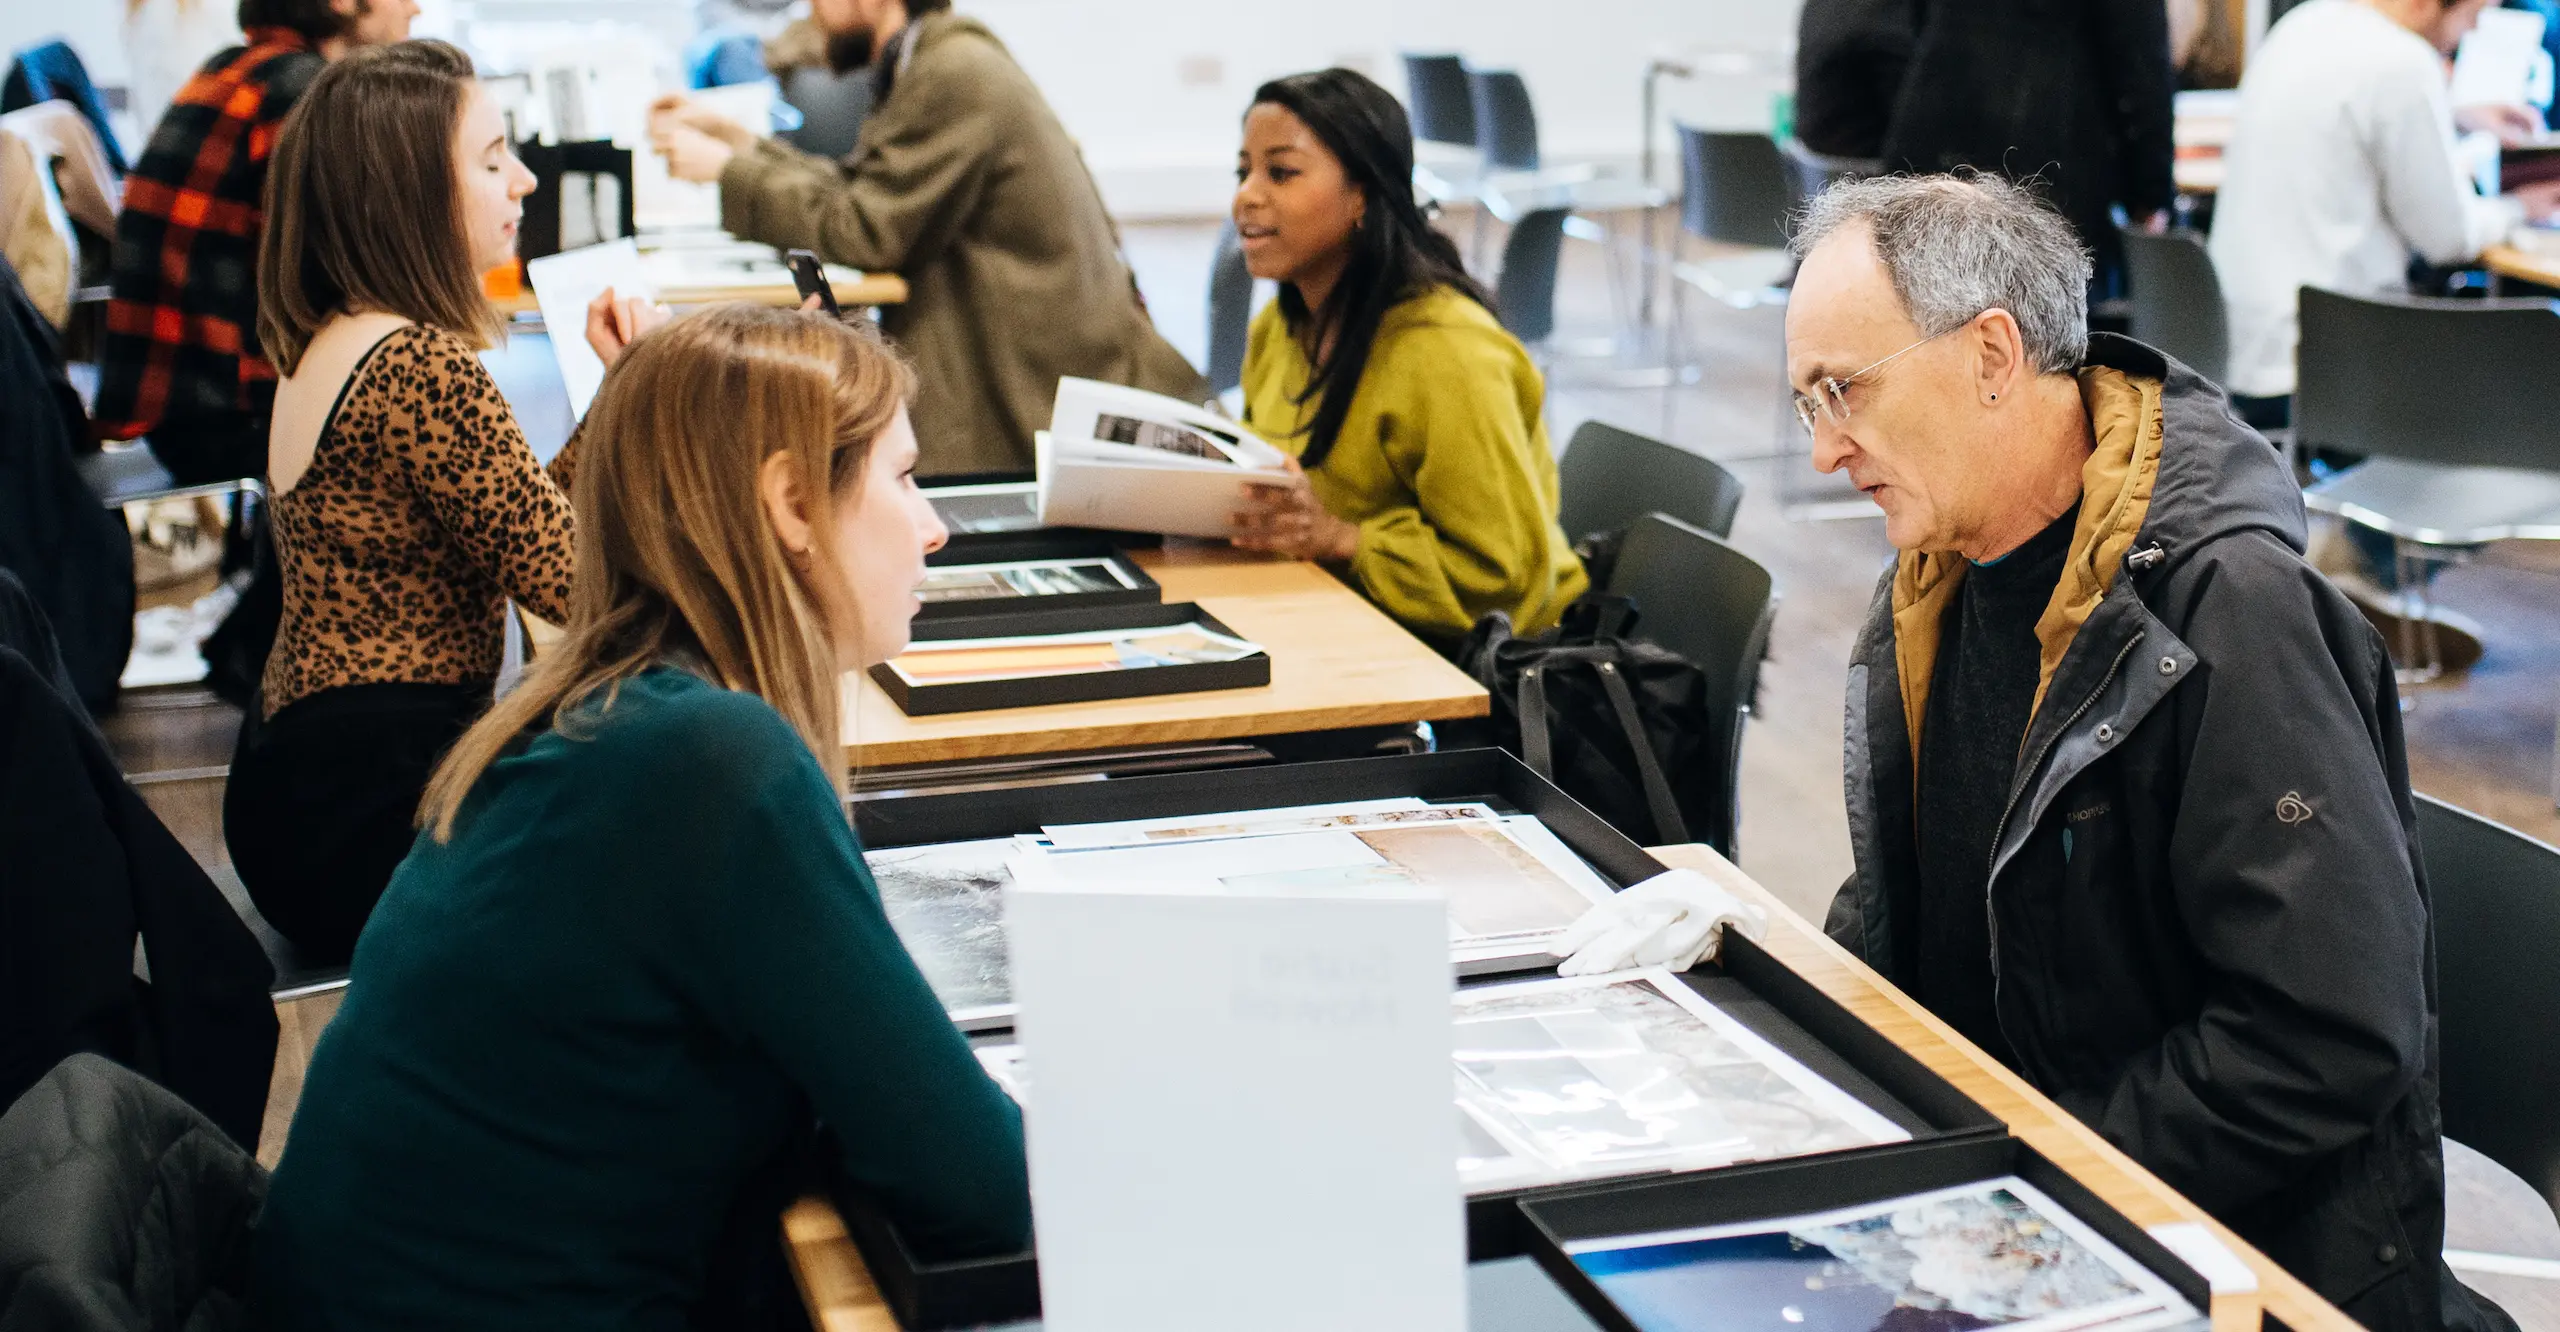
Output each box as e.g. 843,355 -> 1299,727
785,248 -> 839,315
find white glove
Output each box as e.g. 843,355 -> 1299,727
1549,868 -> 1768,977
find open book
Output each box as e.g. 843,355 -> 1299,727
1035,378 -> 1295,539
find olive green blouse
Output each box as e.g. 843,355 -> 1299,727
1241,284 -> 1588,643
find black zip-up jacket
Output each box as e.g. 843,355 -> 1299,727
1826,335 -> 2504,1331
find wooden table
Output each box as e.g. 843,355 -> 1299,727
2484,241 -> 2560,292
495,253 -> 908,317
780,842 -> 2356,1332
841,544 -> 1490,768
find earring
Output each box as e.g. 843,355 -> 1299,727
1989,393 -> 1998,401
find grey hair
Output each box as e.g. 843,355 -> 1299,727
1789,172 -> 2092,375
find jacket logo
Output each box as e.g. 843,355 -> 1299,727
2067,802 -> 2112,823
2275,791 -> 2315,825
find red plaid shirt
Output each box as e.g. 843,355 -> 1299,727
93,27 -> 321,440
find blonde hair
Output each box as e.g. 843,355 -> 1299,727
420,305 -> 915,840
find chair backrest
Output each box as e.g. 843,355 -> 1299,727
1494,206 -> 1568,344
1602,514 -> 1777,856
1676,126 -> 1793,250
1778,137 -> 1878,206
2416,793 -> 2560,1222
2116,228 -> 2228,385
1557,420 -> 1745,542
1204,220 -> 1254,395
1401,53 -> 1476,147
2295,287 -> 2560,471
777,63 -> 874,162
1468,69 -> 1540,172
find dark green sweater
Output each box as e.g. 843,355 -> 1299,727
255,668 -> 1028,1329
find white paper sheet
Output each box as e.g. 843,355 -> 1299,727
524,239 -> 654,419
2453,8 -> 2550,109
1035,435 -> 1295,540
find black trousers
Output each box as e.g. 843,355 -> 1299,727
224,681 -> 489,967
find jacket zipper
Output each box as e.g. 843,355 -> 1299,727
1983,631 -> 2144,1043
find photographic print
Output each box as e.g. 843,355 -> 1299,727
884,625 -> 1263,687
917,558 -> 1135,604
1044,799 -> 1507,849
866,838 -> 1020,1021
1566,1178 -> 2196,1332
1093,410 -> 1246,462
1452,970 -> 1908,1184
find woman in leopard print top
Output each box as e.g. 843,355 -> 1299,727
224,42 -> 656,965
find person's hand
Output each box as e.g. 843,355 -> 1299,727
2516,179 -> 2560,224
1228,457 -> 1360,561
2456,102 -> 2546,146
1548,868 -> 1769,977
659,125 -> 738,184
648,93 -> 755,151
2134,208 -> 2174,235
585,286 -> 670,369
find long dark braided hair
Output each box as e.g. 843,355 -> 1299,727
1249,69 -> 1492,467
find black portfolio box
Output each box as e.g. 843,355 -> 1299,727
835,752 -> 2007,1330
868,601 -> 1268,715
915,533 -> 1161,623
1520,1136 -> 2215,1332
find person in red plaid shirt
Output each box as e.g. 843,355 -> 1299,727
95,0 -> 416,484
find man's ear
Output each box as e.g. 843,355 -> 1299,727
1970,308 -> 2029,405
759,451 -> 816,557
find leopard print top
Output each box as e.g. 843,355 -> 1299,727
261,324 -> 579,718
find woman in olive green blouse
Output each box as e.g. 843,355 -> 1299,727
1230,68 -> 1586,644
254,306 -> 1022,1330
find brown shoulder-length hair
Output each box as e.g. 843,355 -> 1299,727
419,305 -> 917,841
257,39 -> 500,375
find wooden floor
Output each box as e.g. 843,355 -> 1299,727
97,216 -> 2560,1323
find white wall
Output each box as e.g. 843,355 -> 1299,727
962,0 -> 1800,217
12,0 -> 1802,219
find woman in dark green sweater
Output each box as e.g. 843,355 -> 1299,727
254,304 -> 1023,1329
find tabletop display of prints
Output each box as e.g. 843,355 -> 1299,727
1562,1177 -> 2202,1332
864,798 -> 1622,1029
968,965 -> 1913,1197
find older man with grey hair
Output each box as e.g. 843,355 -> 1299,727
1789,173 -> 2502,1332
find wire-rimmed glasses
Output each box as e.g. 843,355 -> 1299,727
1789,327 -> 1957,436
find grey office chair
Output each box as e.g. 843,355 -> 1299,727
2293,287 -> 2560,683
1602,514 -> 1778,857
1401,53 -> 1477,147
1468,69 -> 1541,172
1677,127 -> 1794,251
2418,793 -> 2560,1222
1204,220 -> 1253,396
1557,421 -> 1745,543
1493,206 -> 1569,346
2117,227 -> 2229,386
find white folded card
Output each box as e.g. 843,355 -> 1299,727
1006,848 -> 1465,1332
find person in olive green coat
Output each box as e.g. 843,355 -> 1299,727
1229,69 -> 1586,645
655,0 -> 1207,478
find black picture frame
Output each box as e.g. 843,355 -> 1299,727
868,602 -> 1269,715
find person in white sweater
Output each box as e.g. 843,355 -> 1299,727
2210,0 -> 2560,422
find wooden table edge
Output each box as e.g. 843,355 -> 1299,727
780,843 -> 2356,1332
843,690 -> 1491,767
495,272 -> 910,318
2484,242 -> 2560,291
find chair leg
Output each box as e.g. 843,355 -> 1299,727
2393,538 -> 2444,693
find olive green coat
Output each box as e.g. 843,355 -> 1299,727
719,15 -> 1208,477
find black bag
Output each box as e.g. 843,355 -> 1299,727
1456,596 -> 1721,851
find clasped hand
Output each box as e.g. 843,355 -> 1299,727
647,94 -> 753,183
1229,456 -> 1361,562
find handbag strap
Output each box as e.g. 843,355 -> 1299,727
1595,656 -> 1690,845
1517,663 -> 1553,780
